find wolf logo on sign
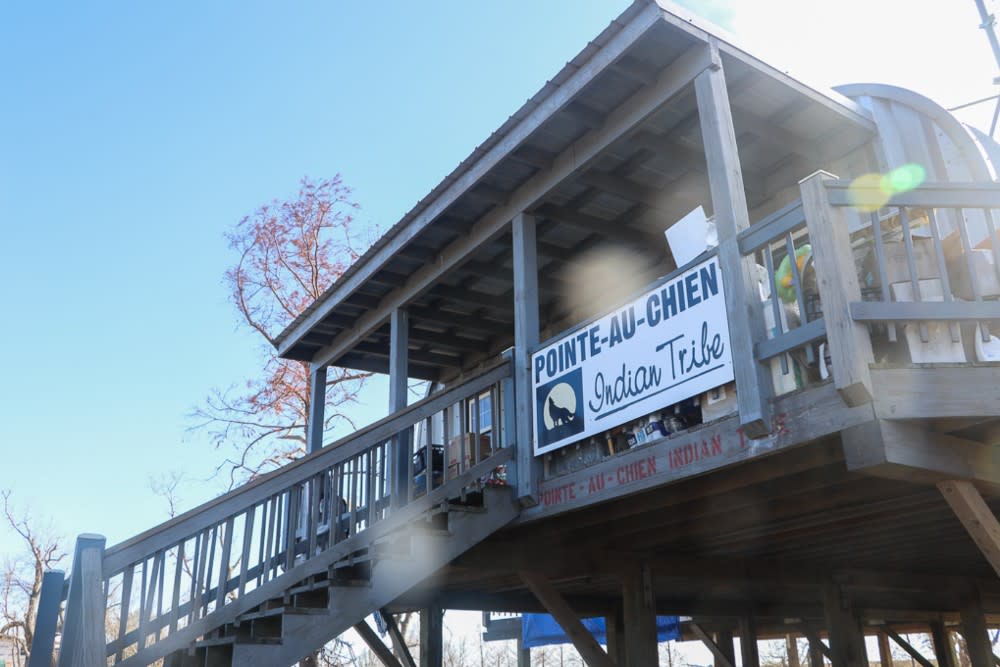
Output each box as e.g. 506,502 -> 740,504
536,368 -> 585,450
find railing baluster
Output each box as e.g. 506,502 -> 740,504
169,541 -> 183,633
350,456 -> 359,537
284,486 -> 300,571
784,231 -> 815,364
116,565 -> 134,661
898,207 -> 930,342
216,517 -> 235,609
238,504 -> 255,597
952,205 -> 987,341
139,551 -> 162,649
204,525 -> 218,613
262,496 -> 277,585
925,208 -> 961,342
308,474 -> 320,558
366,448 -> 376,529
762,244 -> 789,374
869,210 -> 897,342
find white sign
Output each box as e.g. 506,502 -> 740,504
531,256 -> 734,456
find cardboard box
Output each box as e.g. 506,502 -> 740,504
447,433 -> 492,476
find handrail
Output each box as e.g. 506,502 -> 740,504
104,358 -> 510,575
81,358 -> 511,665
825,180 -> 1000,209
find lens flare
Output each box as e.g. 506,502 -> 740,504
846,164 -> 926,212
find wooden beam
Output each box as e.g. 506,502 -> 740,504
798,624 -> 833,663
876,632 -> 892,667
622,563 -> 657,666
354,619 -> 405,667
382,610 -> 417,667
695,46 -> 773,437
389,309 -> 410,506
872,367 -> 1000,420
960,588 -> 996,667
27,570 -> 64,667
307,363 -> 327,454
534,203 -> 658,247
786,634 -> 801,667
716,628 -> 737,667
691,623 -> 735,667
799,171 -> 874,407
823,583 -> 868,667
300,42 -> 712,369
885,628 -> 935,667
420,604 -> 444,667
513,212 -> 540,505
930,620 -> 957,667
939,480 -> 1000,578
842,420 -> 1000,489
605,604 -> 627,666
739,615 -> 761,667
519,570 -> 616,667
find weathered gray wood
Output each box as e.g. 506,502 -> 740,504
885,628 -> 935,667
930,620 -> 957,667
850,300 -> 1000,321
872,367 -> 1000,420
520,570 -> 616,667
27,569 -> 64,667
59,534 -> 106,667
519,381 -> 874,523
605,604 -> 626,666
799,171 -> 874,406
939,480 -> 1000,578
739,615 -> 761,667
355,618 -> 405,667
276,1 -> 665,358
382,610 -> 418,667
716,628 -> 737,667
103,361 -> 510,576
304,43 -> 712,371
308,363 -> 328,453
755,317 -> 827,362
960,588 -> 995,667
842,420 -> 1000,489
622,563 -> 656,667
420,604 -> 444,667
825,180 -> 1000,209
390,308 -> 410,506
738,200 -> 806,254
823,583 -> 868,667
513,212 -> 540,504
691,623 -> 735,667
695,47 -> 774,437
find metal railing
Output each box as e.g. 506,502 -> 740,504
47,360 -> 512,667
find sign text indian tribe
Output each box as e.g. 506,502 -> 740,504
531,256 -> 734,456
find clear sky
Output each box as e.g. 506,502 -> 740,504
0,0 -> 997,657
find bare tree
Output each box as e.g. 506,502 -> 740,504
0,490 -> 66,667
191,176 -> 375,487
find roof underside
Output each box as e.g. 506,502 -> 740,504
276,1 -> 875,381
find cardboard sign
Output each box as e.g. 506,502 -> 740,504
531,256 -> 734,456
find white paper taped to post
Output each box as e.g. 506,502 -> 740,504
530,255 -> 735,456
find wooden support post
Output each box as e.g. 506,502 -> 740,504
605,604 -> 627,666
57,534 -> 106,667
420,604 -> 443,667
382,610 -> 418,667
307,363 -> 328,453
931,620 -> 957,667
622,563 -> 657,667
695,45 -> 773,437
516,634 -> 532,667
800,625 -> 833,665
27,570 -> 64,667
355,619 -> 405,667
390,308 -> 410,507
823,583 -> 868,667
513,212 -> 541,504
520,570 -> 616,667
739,615 -> 761,667
691,623 -> 734,667
877,631 -> 892,667
939,480 -> 1000,577
716,628 -> 737,667
799,171 -> 875,406
787,634 -> 801,667
961,588 -> 995,667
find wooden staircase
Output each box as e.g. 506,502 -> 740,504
164,489 -> 516,667
44,361 -> 516,667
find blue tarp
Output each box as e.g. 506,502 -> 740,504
521,613 -> 681,648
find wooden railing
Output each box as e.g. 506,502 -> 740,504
49,360 -> 512,667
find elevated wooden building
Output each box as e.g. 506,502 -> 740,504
40,2 -> 1000,666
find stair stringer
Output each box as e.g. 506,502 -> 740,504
232,488 -> 519,667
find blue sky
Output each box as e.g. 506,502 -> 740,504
1,0 -> 997,561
